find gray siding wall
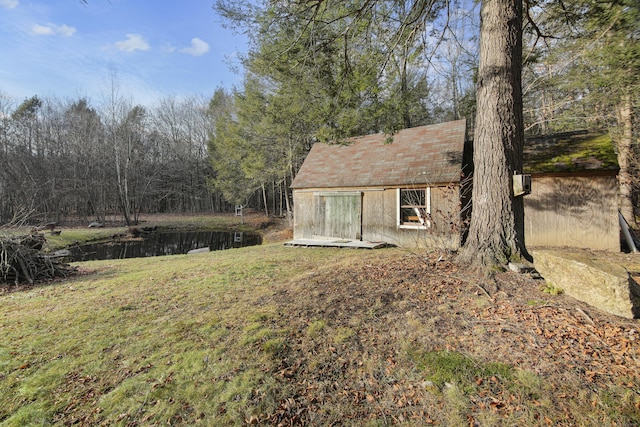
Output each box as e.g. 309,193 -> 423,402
293,175 -> 620,252
524,175 -> 619,251
293,186 -> 461,250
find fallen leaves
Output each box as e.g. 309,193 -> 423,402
259,252 -> 640,425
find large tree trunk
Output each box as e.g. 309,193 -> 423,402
459,0 -> 529,268
617,94 -> 635,225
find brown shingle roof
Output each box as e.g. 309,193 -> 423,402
291,119 -> 468,189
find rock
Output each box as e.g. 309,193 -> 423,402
533,250 -> 640,319
52,249 -> 72,258
508,262 -> 542,279
508,262 -> 535,273
187,247 -> 210,255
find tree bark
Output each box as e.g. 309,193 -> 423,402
617,94 -> 635,225
459,0 -> 529,268
262,183 -> 269,216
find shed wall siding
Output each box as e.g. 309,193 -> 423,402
525,175 -> 619,251
312,192 -> 362,239
293,186 -> 461,250
293,192 -> 315,239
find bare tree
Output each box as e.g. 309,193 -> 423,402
62,98 -> 108,222
101,71 -> 138,225
0,92 -> 16,223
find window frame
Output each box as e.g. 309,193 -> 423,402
397,187 -> 431,229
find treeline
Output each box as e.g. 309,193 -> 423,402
0,92 -> 222,226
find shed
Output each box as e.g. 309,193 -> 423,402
523,130 -> 620,251
290,121 -> 620,251
290,119 -> 470,249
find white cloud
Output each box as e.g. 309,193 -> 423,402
56,24 -> 76,37
115,33 -> 150,53
32,23 -> 76,37
32,24 -> 53,35
0,0 -> 18,9
180,38 -> 209,56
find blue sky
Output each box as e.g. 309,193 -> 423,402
0,0 -> 247,105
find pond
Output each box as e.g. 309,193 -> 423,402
65,230 -> 262,262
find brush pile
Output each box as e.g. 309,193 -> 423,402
0,233 -> 75,285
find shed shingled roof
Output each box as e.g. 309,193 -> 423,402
291,119 -> 468,189
523,130 -> 618,174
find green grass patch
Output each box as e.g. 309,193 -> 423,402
541,281 -> 564,295
410,349 -> 514,394
307,319 -> 327,338
333,327 -> 356,344
43,227 -> 129,250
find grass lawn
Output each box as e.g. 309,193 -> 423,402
1,225 -> 639,425
1,243 -> 350,425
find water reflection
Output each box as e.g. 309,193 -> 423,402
67,230 -> 262,262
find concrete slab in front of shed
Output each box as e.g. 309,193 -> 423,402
284,239 -> 388,249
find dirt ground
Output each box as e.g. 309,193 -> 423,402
233,214 -> 640,423
252,248 -> 639,424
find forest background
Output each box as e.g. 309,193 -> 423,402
0,0 -> 637,228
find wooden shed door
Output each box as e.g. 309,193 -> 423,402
313,192 -> 362,240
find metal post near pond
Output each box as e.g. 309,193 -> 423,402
236,205 -> 244,224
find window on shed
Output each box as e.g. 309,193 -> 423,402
398,188 -> 431,228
